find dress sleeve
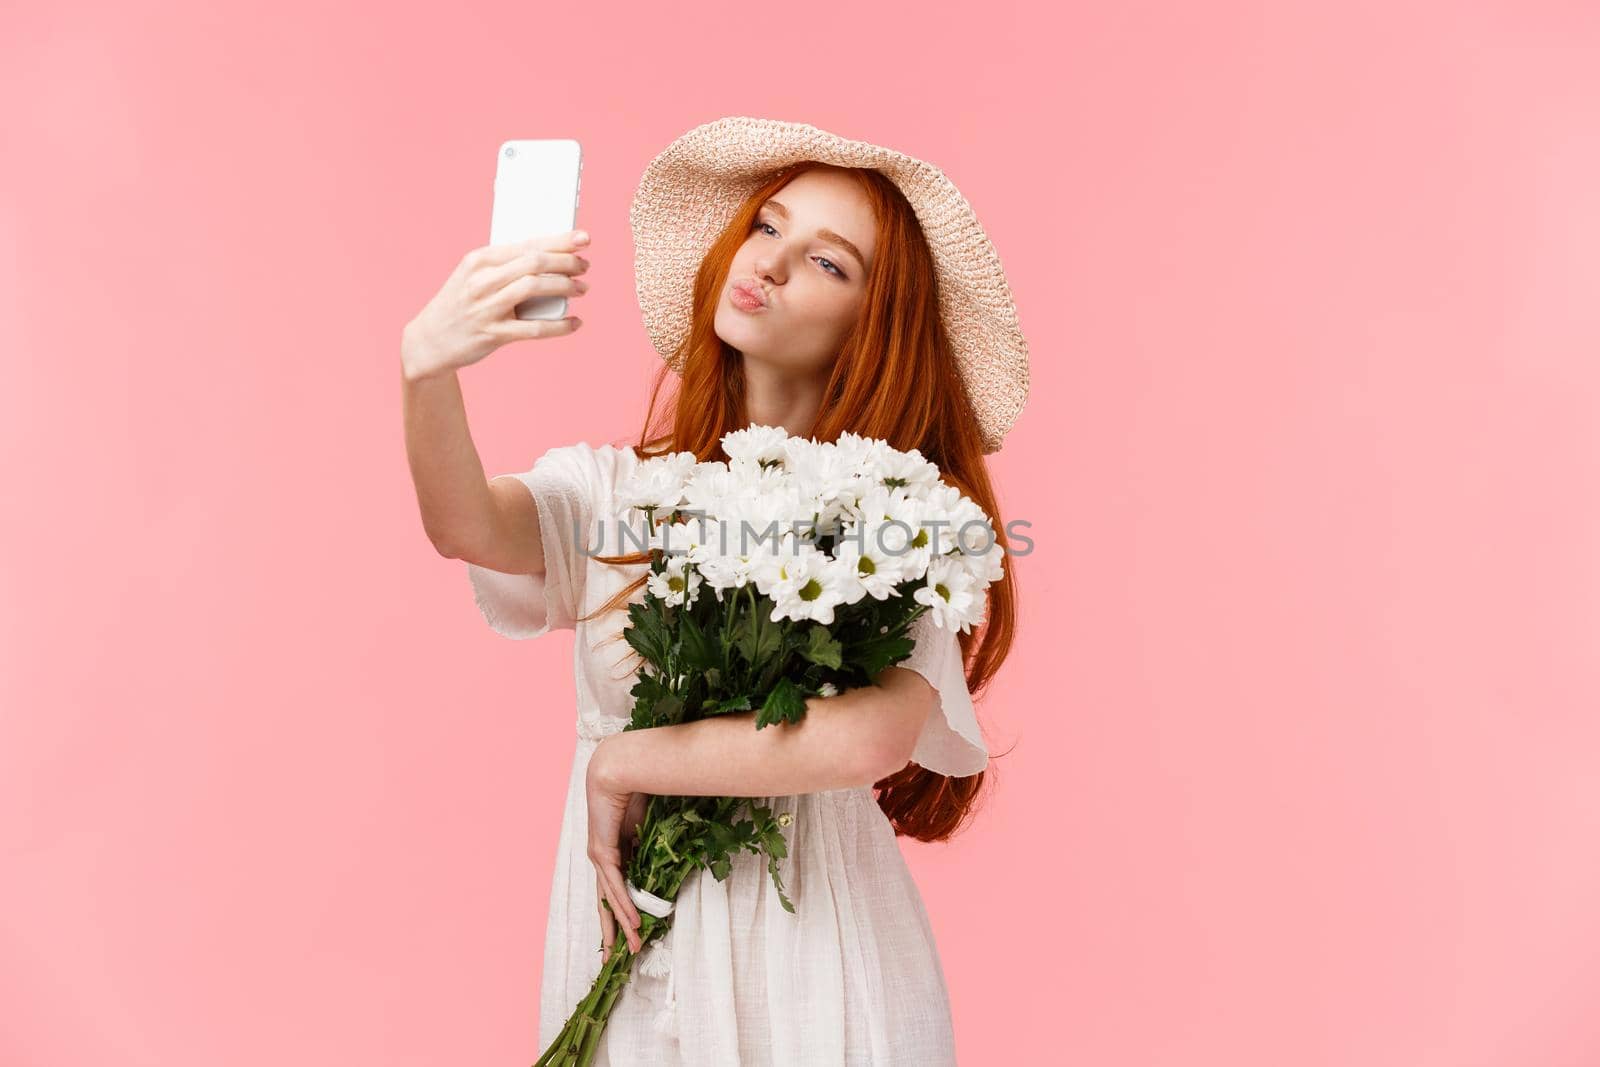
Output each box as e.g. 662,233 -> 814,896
465,441 -> 616,640
893,609 -> 991,777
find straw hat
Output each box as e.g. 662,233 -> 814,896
629,116 -> 1030,455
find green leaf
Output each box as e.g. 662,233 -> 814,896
800,624 -> 843,669
848,632 -> 915,679
759,838 -> 796,914
736,598 -> 784,665
755,677 -> 809,729
629,672 -> 671,729
678,612 -> 718,672
623,601 -> 671,666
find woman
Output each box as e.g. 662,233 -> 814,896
401,117 -> 1029,1065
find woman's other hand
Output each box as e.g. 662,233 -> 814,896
400,229 -> 591,382
586,737 -> 644,954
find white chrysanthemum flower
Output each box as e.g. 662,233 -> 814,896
752,537 -> 854,625
868,489 -> 948,579
648,515 -> 718,565
617,451 -> 698,515
780,433 -> 816,467
825,436 -> 890,523
695,552 -> 753,597
960,531 -> 1006,586
734,484 -> 808,549
721,424 -> 792,466
646,558 -> 703,608
833,430 -> 889,473
784,439 -> 842,494
787,442 -> 873,536
843,482 -> 894,533
876,446 -> 942,497
830,522 -> 914,603
724,454 -> 788,495
818,682 -> 839,698
764,491 -> 833,552
953,513 -> 1006,587
920,482 -> 1006,586
911,554 -> 986,633
679,493 -> 783,596
680,463 -> 747,518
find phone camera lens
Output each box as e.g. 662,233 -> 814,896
504,146 -> 517,159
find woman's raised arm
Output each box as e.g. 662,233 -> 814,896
399,232 -> 591,567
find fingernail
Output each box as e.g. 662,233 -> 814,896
573,230 -> 589,244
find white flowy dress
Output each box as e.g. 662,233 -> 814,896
466,440 -> 990,1066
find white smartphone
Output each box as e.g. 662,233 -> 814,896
490,138 -> 583,320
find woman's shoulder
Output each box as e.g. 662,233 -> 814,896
539,434 -> 677,492
542,436 -> 638,463
538,436 -> 651,496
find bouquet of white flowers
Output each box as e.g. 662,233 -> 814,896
533,425 -> 1005,1066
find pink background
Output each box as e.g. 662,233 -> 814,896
4,2 -> 1599,1064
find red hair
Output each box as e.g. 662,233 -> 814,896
582,161 -> 1018,842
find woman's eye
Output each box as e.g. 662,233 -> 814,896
753,220 -> 846,279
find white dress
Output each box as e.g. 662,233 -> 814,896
466,439 -> 991,1066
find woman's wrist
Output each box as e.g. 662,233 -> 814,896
399,323 -> 451,383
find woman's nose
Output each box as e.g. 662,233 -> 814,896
753,255 -> 784,284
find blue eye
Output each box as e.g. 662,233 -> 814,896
753,220 -> 847,279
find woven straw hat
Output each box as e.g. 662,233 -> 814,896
629,116 -> 1030,455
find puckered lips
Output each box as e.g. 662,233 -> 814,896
729,278 -> 769,312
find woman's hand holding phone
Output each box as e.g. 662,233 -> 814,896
400,229 -> 591,382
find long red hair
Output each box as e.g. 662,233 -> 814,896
581,160 -> 1018,842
